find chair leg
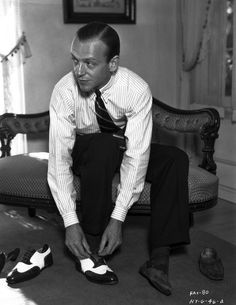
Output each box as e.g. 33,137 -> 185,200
189,212 -> 194,227
28,207 -> 36,217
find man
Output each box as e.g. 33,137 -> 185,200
48,22 -> 190,296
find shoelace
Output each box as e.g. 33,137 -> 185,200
90,255 -> 107,268
21,249 -> 36,264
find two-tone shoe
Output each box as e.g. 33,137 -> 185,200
0,248 -> 20,273
76,254 -> 118,285
6,244 -> 53,284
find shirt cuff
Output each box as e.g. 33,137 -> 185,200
111,205 -> 128,222
62,211 -> 79,228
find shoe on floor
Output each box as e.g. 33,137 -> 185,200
199,248 -> 224,280
6,244 -> 53,284
139,261 -> 172,296
76,254 -> 118,285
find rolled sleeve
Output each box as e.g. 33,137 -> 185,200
111,205 -> 129,222
62,211 -> 79,227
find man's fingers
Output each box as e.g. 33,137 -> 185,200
76,243 -> 90,259
98,235 -> 107,254
99,239 -> 116,256
67,245 -> 79,258
68,242 -> 90,259
82,238 -> 91,255
65,223 -> 91,259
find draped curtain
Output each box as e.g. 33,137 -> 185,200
0,0 -> 32,154
180,0 -> 212,108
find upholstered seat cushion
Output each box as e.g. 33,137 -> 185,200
0,153 -> 218,210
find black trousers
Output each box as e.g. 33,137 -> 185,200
72,133 -> 190,251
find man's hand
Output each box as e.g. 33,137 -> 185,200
65,223 -> 91,259
98,218 -> 123,257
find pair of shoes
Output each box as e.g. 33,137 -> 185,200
199,248 -> 224,280
0,248 -> 20,273
76,254 -> 118,285
139,261 -> 172,296
6,244 -> 53,284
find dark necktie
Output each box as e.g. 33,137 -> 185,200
95,89 -> 120,133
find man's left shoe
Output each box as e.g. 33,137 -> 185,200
6,244 -> 53,284
139,261 -> 172,296
76,254 -> 118,285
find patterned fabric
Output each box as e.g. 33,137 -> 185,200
0,153 -> 218,209
95,89 -> 121,133
0,154 -> 50,199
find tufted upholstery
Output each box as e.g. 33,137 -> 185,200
0,152 -> 218,213
0,98 -> 220,215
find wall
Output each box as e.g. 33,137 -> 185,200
21,0 -> 179,115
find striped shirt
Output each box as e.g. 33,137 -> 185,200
47,66 -> 153,228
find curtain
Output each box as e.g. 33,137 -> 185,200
0,0 -> 31,154
179,0 -> 212,108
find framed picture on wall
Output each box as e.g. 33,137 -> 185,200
63,0 -> 136,24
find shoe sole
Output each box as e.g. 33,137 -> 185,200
85,274 -> 118,285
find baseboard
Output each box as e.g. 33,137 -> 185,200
219,184 -> 236,204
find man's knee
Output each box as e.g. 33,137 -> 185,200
152,144 -> 189,165
171,146 -> 189,168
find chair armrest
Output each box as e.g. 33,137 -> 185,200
152,98 -> 220,174
0,111 -> 49,157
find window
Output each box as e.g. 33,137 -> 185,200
0,0 -> 27,154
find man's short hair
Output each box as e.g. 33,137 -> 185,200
76,22 -> 120,61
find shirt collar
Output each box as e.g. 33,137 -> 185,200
87,68 -> 119,100
100,71 -> 117,94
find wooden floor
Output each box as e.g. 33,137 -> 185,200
193,198 -> 236,246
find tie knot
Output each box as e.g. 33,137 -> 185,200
95,89 -> 101,98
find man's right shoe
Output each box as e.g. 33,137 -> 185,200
6,244 -> 53,284
139,261 -> 172,296
76,254 -> 118,285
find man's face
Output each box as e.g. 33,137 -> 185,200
71,37 -> 113,94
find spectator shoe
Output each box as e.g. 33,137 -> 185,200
76,254 -> 118,285
6,244 -> 53,284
